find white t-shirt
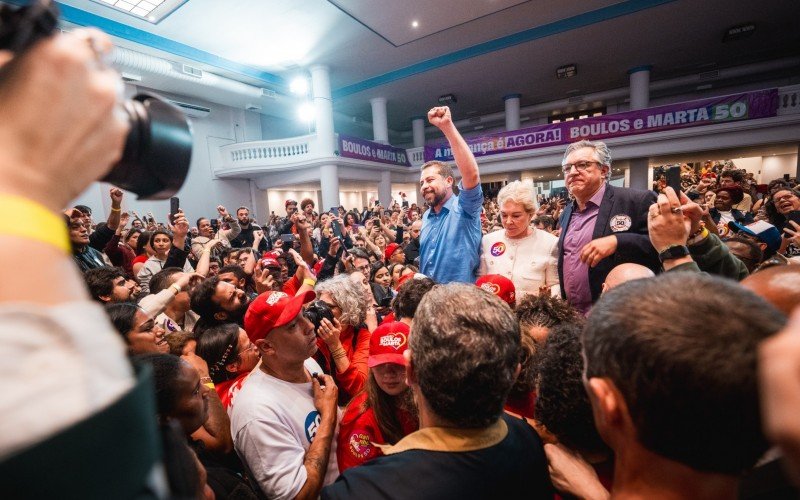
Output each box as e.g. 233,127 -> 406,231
717,211 -> 735,238
231,358 -> 340,500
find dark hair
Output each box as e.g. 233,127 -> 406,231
124,228 -> 142,245
411,284 -> 519,428
535,323 -> 610,456
720,169 -> 744,183
300,198 -> 315,210
583,273 -> 786,474
369,261 -> 388,282
195,323 -> 241,384
149,229 -> 173,250
135,230 -> 153,256
84,266 -> 126,301
105,302 -> 140,341
196,217 -> 208,229
190,276 -> 221,321
133,353 -> 184,419
74,204 -> 92,216
150,267 -> 183,295
515,294 -> 582,332
349,248 -> 371,262
532,215 -> 556,230
392,277 -> 436,320
218,264 -> 246,281
165,330 -> 196,356
725,237 -> 764,271
359,373 -> 417,444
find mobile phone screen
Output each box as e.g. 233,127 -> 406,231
331,220 -> 343,238
169,197 -> 179,223
665,166 -> 681,194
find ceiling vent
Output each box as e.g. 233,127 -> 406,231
568,96 -> 584,104
168,100 -> 211,118
261,88 -> 278,99
698,69 -> 720,81
181,64 -> 203,78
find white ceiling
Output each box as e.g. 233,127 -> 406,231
56,0 -> 800,131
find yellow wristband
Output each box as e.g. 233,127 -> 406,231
110,207 -> 121,212
204,382 -> 215,389
0,195 -> 70,254
303,278 -> 317,287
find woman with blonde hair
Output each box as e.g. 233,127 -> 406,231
478,179 -> 559,304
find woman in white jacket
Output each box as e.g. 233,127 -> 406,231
478,180 -> 559,304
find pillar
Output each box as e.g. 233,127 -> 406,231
628,65 -> 651,111
370,97 -> 389,144
320,164 -> 340,210
379,170 -> 392,207
310,65 -> 336,156
504,94 -> 521,131
628,158 -> 650,190
412,116 -> 426,148
795,144 -> 800,180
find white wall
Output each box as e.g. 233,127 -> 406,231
762,154 -> 798,183
70,92 -> 259,227
730,157 -> 762,177
265,186 -> 419,215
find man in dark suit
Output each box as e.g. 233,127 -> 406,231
557,140 -> 659,314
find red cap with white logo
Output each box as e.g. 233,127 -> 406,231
368,321 -> 410,368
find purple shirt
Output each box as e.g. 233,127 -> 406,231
562,184 -> 606,314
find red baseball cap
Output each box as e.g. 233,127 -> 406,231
396,272 -> 424,289
368,321 -> 410,368
244,290 -> 315,343
384,243 -> 401,261
475,274 -> 516,306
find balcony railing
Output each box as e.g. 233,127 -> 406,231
220,134 -> 317,169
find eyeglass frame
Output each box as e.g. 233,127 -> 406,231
561,160 -> 603,175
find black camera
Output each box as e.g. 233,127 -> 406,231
303,300 -> 334,332
0,0 -> 192,200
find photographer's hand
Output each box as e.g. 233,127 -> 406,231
0,28 -> 128,212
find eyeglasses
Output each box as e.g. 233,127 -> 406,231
562,161 -> 601,175
355,264 -> 370,273
238,342 -> 257,355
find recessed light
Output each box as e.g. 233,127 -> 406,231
91,0 -> 188,24
411,20 -> 419,28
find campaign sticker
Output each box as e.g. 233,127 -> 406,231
348,431 -> 374,459
305,411 -> 321,443
480,283 -> 501,295
609,214 -> 632,232
490,242 -> 506,256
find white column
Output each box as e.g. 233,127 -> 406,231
504,94 -> 521,131
320,164 -> 340,210
412,117 -> 426,148
379,170 -> 392,207
370,97 -> 389,144
628,158 -> 650,190
310,65 -> 336,155
628,65 -> 651,111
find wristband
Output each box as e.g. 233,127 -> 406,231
110,207 -> 121,212
687,227 -> 709,247
0,195 -> 70,254
303,278 -> 317,288
203,382 -> 216,389
169,283 -> 182,295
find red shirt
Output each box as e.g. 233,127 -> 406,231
282,275 -> 300,296
315,325 -> 371,400
215,372 -> 249,411
336,391 -> 417,472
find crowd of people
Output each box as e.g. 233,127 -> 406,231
4,25 -> 800,500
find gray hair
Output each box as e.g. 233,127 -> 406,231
315,274 -> 367,327
410,284 -> 520,428
497,180 -> 538,215
562,140 -> 612,168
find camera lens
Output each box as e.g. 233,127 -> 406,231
101,94 -> 193,200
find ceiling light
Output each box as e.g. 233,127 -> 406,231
298,102 -> 315,122
411,20 -> 419,28
438,94 -> 457,105
91,0 -> 188,24
290,76 -> 309,95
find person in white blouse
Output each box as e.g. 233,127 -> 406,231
478,180 -> 559,304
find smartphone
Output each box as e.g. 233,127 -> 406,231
169,197 -> 179,223
210,219 -> 219,232
374,200 -> 380,206
331,219 -> 343,239
785,211 -> 800,234
402,200 -> 409,208
280,233 -> 295,243
784,174 -> 791,181
665,166 -> 681,194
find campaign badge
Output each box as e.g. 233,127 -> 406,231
490,242 -> 506,256
609,214 -> 632,232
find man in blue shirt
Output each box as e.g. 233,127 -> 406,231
419,106 -> 483,284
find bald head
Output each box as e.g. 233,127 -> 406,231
602,263 -> 655,293
741,265 -> 800,316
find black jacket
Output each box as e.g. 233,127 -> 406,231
557,184 -> 660,303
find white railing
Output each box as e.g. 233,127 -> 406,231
407,147 -> 425,168
778,85 -> 800,115
220,134 -> 317,169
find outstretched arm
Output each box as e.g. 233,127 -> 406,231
428,106 -> 480,190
